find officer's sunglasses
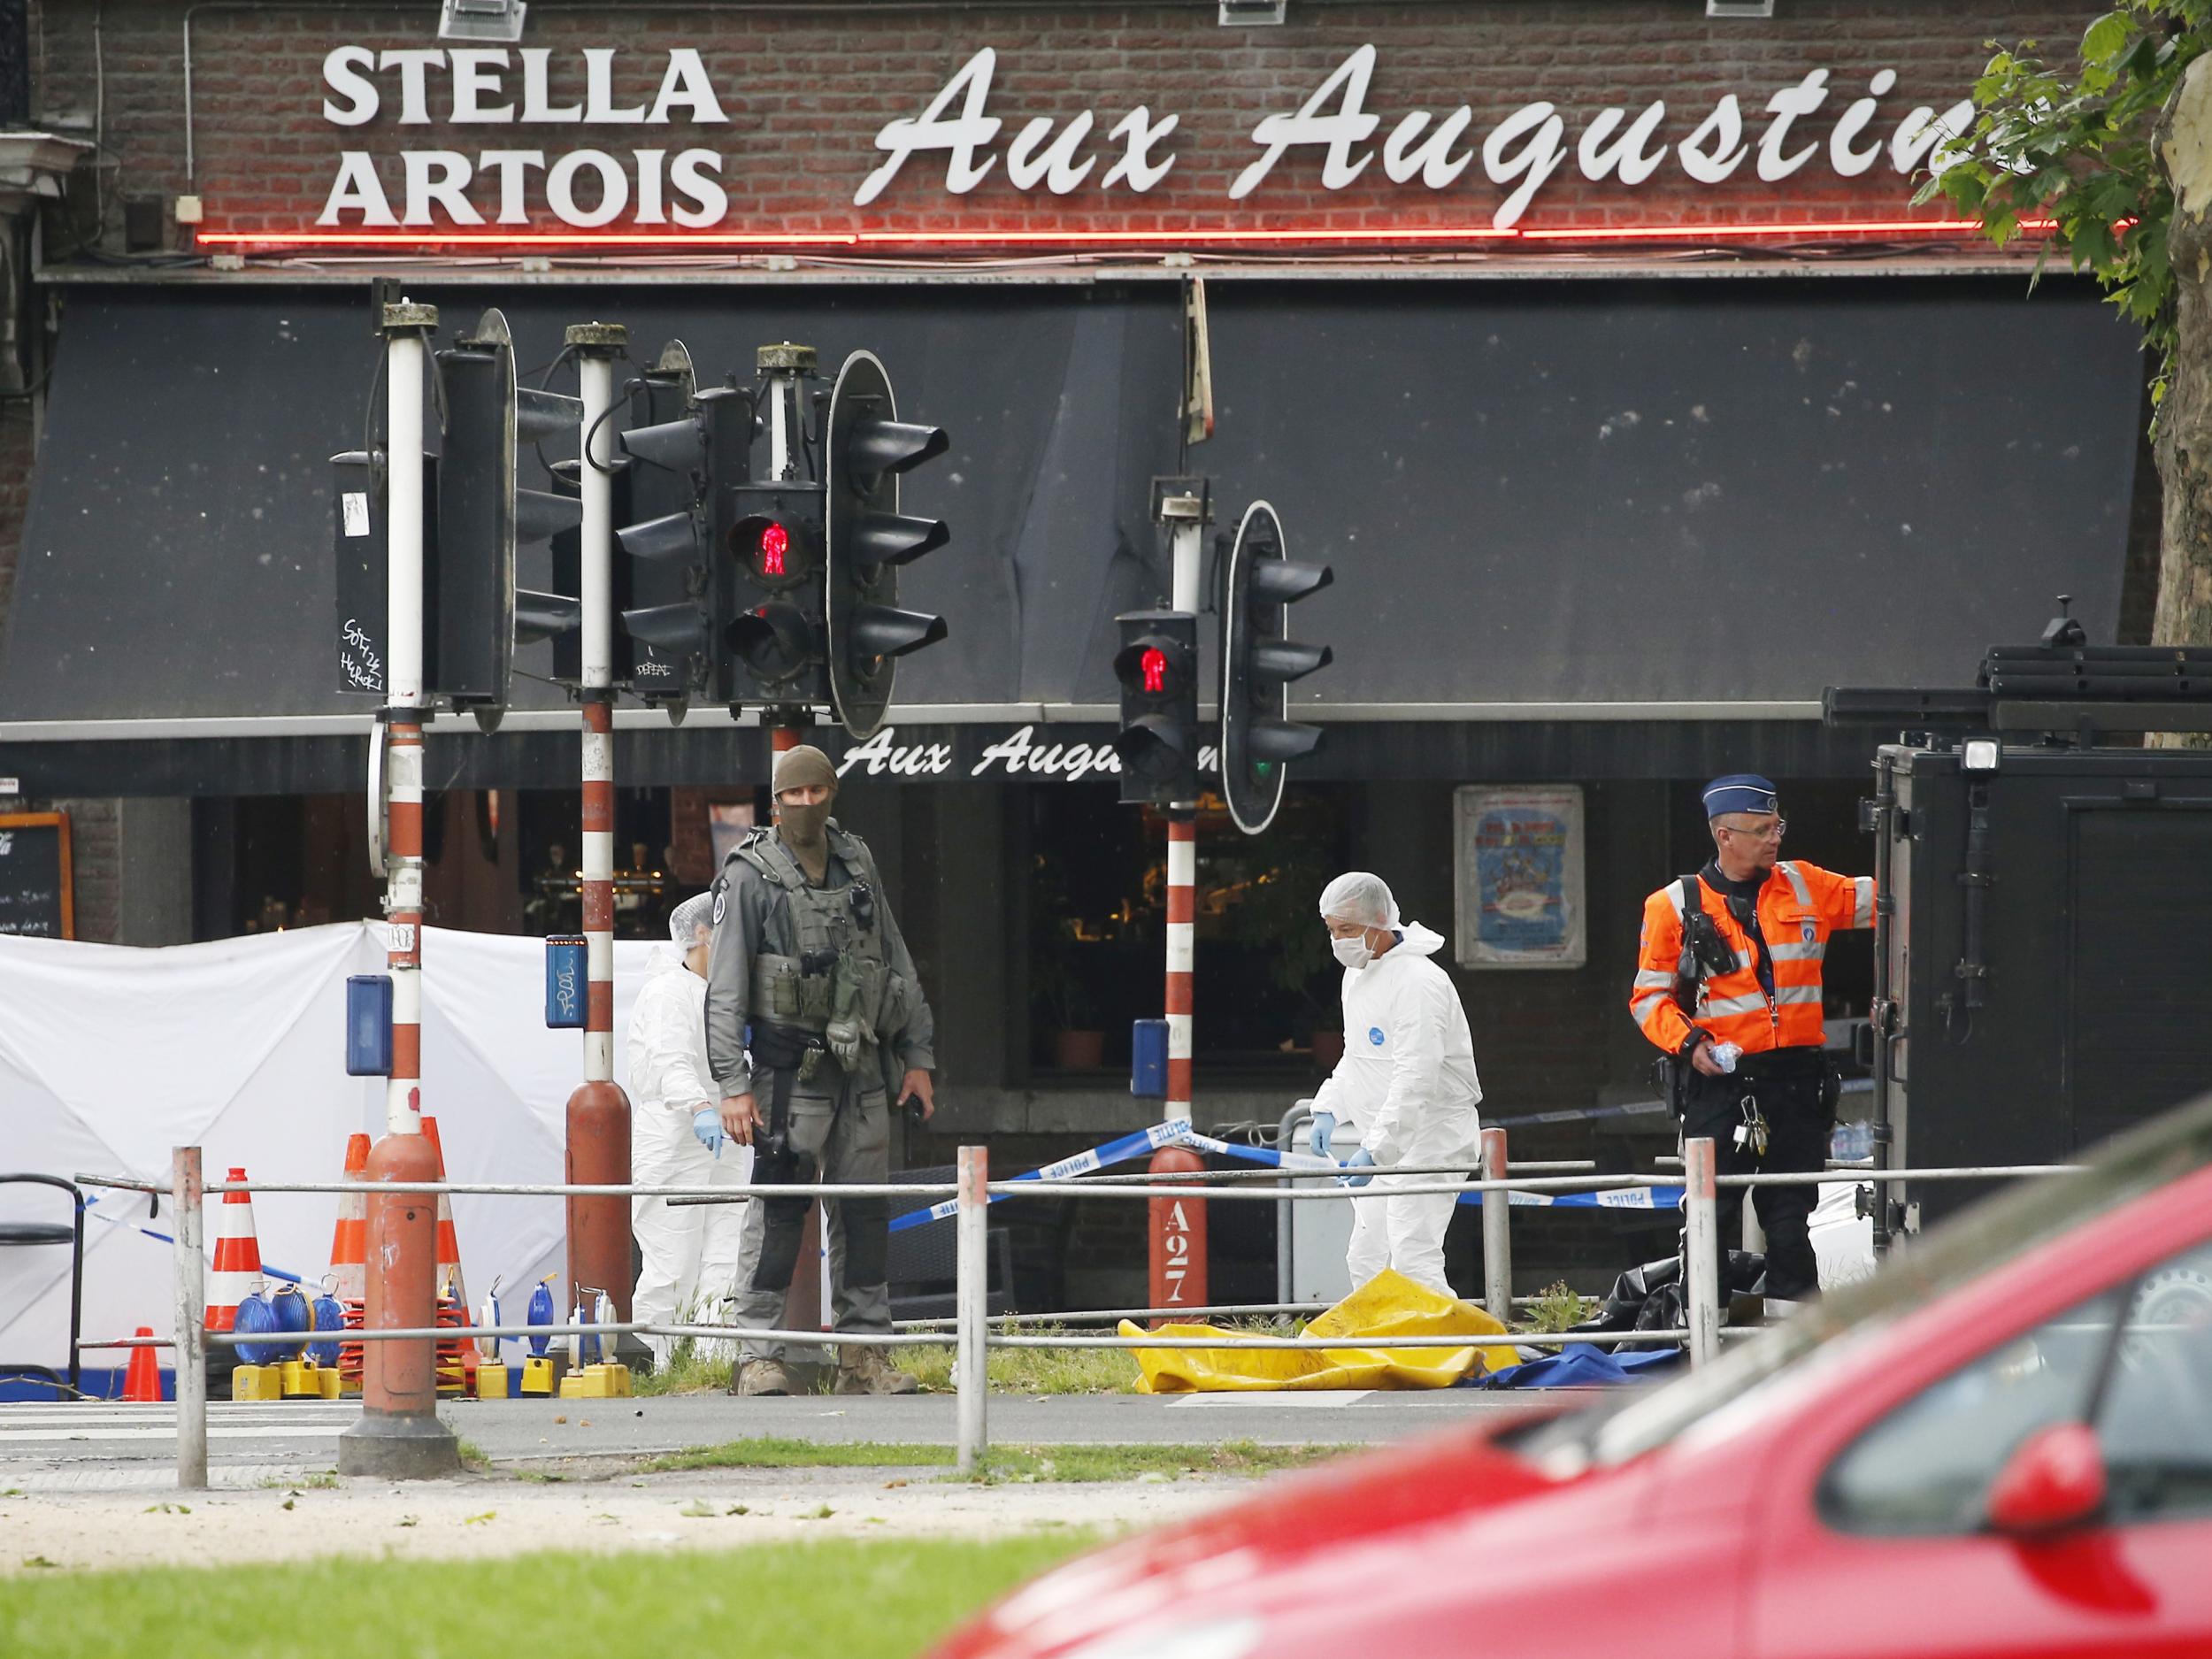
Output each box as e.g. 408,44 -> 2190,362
1719,818 -> 1786,842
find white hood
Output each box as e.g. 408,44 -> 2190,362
1390,920 -> 1447,961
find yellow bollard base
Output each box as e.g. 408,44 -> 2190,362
518,1356 -> 556,1396
231,1365 -> 285,1402
280,1360 -> 328,1397
316,1365 -> 344,1401
473,1364 -> 514,1400
556,1363 -> 633,1399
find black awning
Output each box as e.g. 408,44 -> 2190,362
0,717 -> 1883,797
0,273 -> 2144,736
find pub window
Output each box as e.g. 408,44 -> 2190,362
1027,784 -> 1351,1077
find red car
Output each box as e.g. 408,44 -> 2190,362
937,1096 -> 2212,1659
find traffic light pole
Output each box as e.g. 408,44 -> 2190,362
757,343 -> 829,1337
1148,488 -> 1209,1312
564,323 -> 634,1336
339,298 -> 458,1479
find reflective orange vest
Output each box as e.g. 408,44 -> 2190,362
1631,861 -> 1875,1056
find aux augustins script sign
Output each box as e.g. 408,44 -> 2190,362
311,43 -> 1974,233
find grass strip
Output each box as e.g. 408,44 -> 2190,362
0,1536 -> 1092,1659
634,1330 -> 1146,1396
640,1436 -> 956,1472
637,1436 -> 1348,1483
634,1294 -> 1590,1396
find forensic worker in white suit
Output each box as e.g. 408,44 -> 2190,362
1303,872 -> 1484,1297
628,891 -> 753,1369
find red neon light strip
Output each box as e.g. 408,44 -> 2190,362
192,229 -> 865,247
193,217 -> 2058,252
1519,216 -> 2058,241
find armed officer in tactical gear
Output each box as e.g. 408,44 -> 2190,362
705,743 -> 936,1396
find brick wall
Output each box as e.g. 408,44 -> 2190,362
27,1 -> 2104,250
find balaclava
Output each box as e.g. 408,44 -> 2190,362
772,744 -> 839,883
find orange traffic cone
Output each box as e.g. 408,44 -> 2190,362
326,1132 -> 370,1302
205,1166 -> 266,1333
122,1327 -> 163,1402
420,1117 -> 468,1314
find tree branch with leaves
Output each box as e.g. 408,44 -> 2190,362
1924,4 -> 2212,652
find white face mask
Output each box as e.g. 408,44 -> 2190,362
1331,934 -> 1373,970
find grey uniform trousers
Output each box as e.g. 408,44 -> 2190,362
732,1081 -> 892,1363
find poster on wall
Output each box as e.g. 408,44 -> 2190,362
707,802 -> 757,868
1453,786 -> 1584,971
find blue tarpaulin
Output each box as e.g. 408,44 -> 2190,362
1477,1346 -> 1684,1389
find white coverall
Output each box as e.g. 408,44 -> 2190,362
627,947 -> 752,1366
1310,920 -> 1483,1296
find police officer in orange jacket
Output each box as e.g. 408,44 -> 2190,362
1631,775 -> 1875,1304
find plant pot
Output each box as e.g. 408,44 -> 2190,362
1311,1029 -> 1345,1073
1052,1028 -> 1106,1071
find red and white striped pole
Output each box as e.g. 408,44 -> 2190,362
340,296 -> 457,1478
565,323 -> 634,1333
1164,817 -> 1196,1113
1148,490 -> 1208,1312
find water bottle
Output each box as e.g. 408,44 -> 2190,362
1711,1041 -> 1742,1074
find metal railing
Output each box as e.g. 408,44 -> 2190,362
73,1136 -> 2081,1485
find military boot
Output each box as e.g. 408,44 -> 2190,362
833,1345 -> 918,1395
733,1358 -> 796,1396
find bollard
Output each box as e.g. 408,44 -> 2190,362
341,1129 -> 457,1475
173,1148 -> 207,1491
1683,1136 -> 1721,1368
956,1146 -> 988,1475
1480,1127 -> 1512,1324
1147,1144 -> 1209,1316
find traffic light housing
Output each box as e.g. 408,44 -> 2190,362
332,445 -> 435,697
721,469 -> 826,707
1113,611 -> 1201,805
1219,500 -> 1332,835
611,341 -> 710,711
823,349 -> 949,740
434,308 -> 581,714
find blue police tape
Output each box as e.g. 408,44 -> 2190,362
81,1194 -> 309,1282
1472,1185 -> 1685,1210
886,1121 -> 1686,1231
1175,1131 -> 1687,1210
887,1119 -> 1194,1232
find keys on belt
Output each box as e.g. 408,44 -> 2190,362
1733,1096 -> 1770,1156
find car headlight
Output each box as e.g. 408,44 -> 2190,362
1063,1617 -> 1264,1659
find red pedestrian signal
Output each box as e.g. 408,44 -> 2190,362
758,520 -> 788,577
1112,612 -> 1200,806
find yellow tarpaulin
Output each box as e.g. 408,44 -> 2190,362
1123,1269 -> 1522,1393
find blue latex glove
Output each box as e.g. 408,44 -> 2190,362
1337,1148 -> 1376,1188
691,1108 -> 725,1158
1307,1110 -> 1338,1158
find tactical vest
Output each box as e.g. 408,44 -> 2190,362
725,823 -> 915,1065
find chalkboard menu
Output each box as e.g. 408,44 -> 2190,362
0,813 -> 73,939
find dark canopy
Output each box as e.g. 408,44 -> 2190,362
0,273 -> 2144,756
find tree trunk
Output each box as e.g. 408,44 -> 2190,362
2154,57 -> 2212,654
2150,57 -> 2212,744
